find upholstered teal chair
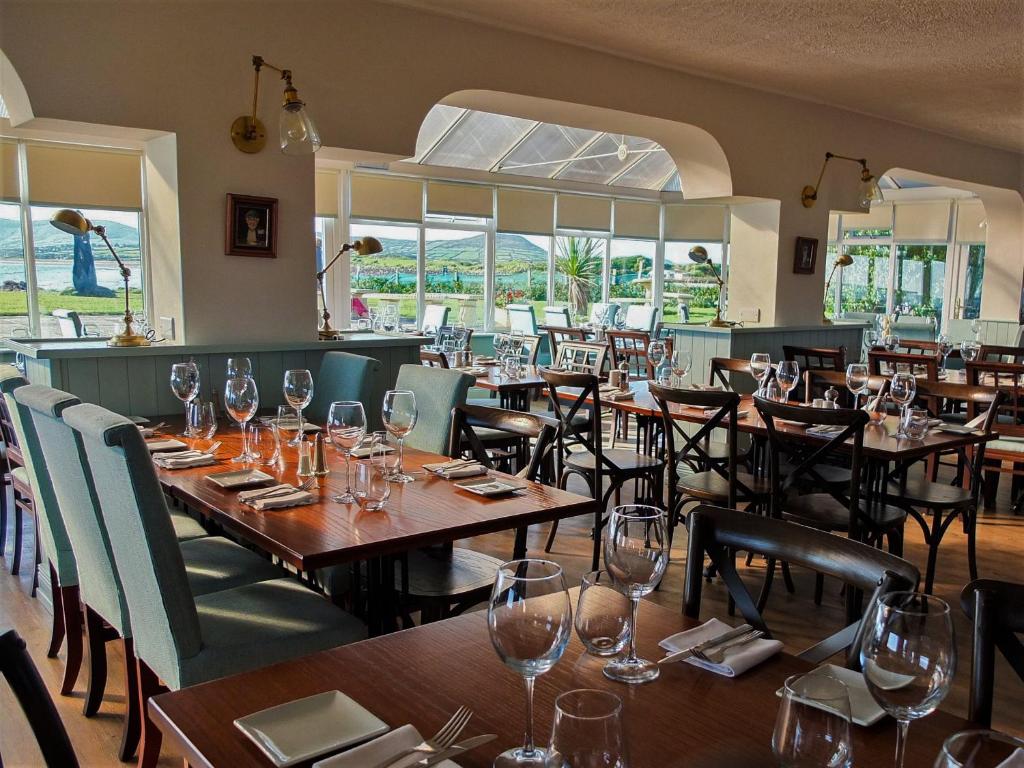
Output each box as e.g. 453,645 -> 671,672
306,351 -> 382,425
393,364 -> 474,454
421,304 -> 449,334
60,402 -> 364,768
507,303 -> 538,335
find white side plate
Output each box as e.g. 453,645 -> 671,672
145,438 -> 187,452
205,469 -> 275,489
775,663 -> 886,727
454,477 -> 525,497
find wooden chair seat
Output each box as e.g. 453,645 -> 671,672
564,447 -> 664,474
888,477 -> 972,509
779,460 -> 851,487
676,470 -> 771,501
398,547 -> 502,600
784,493 -> 907,531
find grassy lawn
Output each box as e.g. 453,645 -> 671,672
0,289 -> 144,316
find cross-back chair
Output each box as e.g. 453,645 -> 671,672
783,345 -> 846,372
709,356 -> 774,392
420,348 -> 450,368
554,340 -> 608,376
980,345 -> 1024,364
898,339 -> 940,355
605,329 -> 652,380
960,579 -> 1024,728
869,349 -> 938,381
966,360 -> 1024,512
803,369 -> 890,408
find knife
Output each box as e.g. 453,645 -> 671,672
658,624 -> 753,665
418,734 -> 497,766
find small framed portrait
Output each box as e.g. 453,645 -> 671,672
793,236 -> 818,274
226,194 -> 278,258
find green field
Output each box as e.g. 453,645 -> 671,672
0,288 -> 143,316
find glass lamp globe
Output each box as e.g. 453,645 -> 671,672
280,104 -> 321,155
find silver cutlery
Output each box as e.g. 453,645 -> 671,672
372,706 -> 473,768
694,629 -> 764,663
418,734 -> 498,766
243,479 -> 315,502
658,623 -> 753,665
201,441 -> 222,455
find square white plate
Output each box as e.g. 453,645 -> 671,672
205,469 -> 275,489
145,438 -> 188,452
454,477 -> 525,497
234,690 -> 389,768
775,664 -> 886,727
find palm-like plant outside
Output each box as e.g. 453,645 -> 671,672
556,236 -> 601,317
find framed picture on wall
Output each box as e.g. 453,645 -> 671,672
226,193 -> 278,258
793,236 -> 818,274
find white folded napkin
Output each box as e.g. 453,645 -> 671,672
145,438 -> 187,452
153,451 -> 216,469
997,749 -> 1024,768
659,617 -> 783,677
701,408 -> 748,419
598,387 -> 634,402
691,383 -> 723,392
313,724 -> 459,768
138,426 -> 156,438
423,461 -> 488,479
458,367 -> 490,376
238,484 -> 315,511
350,443 -> 396,459
806,424 -> 845,439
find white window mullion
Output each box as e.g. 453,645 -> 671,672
483,187 -> 497,332
16,142 -> 40,336
653,203 -> 665,315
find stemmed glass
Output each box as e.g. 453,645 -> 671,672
936,335 -> 953,374
282,369 -> 314,446
750,353 -> 771,394
961,341 -> 981,363
861,592 -> 956,768
603,505 -> 669,684
170,361 -> 200,437
773,673 -> 853,768
890,372 -> 917,436
647,340 -> 666,375
670,349 -> 692,388
884,334 -> 901,352
224,376 -> 259,463
549,689 -> 627,768
846,363 -> 870,408
935,730 -> 1024,767
382,389 -> 417,483
227,357 -> 252,379
488,559 -> 572,768
776,360 -> 800,403
327,401 -> 366,503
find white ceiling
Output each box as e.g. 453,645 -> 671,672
380,0 -> 1024,153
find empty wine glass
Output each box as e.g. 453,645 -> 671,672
283,369 -> 314,446
772,673 -> 854,768
671,349 -> 692,388
846,363 -> 870,408
383,304 -> 399,331
647,340 -> 666,376
935,730 -> 1024,768
452,322 -> 468,350
961,340 -> 981,363
603,505 -> 669,684
861,592 -> 956,768
488,559 -> 572,768
170,362 -> 200,437
227,356 -> 252,378
750,353 -> 771,393
575,570 -> 630,657
224,376 -> 259,463
549,689 -> 628,768
890,372 -> 917,436
327,401 -> 366,503
777,360 -> 800,403
382,389 -> 417,483
936,335 -> 953,373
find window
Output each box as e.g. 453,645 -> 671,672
840,245 -> 891,315
895,244 -> 946,328
962,245 -> 985,320
823,244 -> 838,320
349,222 -> 417,324
554,235 -> 605,319
425,228 -> 486,328
664,241 -> 723,325
0,202 -> 29,337
494,234 -> 549,330
609,238 -> 654,310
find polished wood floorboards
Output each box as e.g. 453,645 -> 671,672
2,465 -> 1022,766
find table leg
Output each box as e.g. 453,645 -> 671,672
366,557 -> 398,637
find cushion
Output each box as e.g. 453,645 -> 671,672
179,536 -> 283,597
170,509 -> 208,542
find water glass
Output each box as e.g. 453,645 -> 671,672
224,376 -> 259,463
488,559 -> 572,768
575,570 -> 630,657
248,423 -> 280,466
772,673 -> 853,768
275,405 -> 302,446
227,356 -> 252,378
647,341 -> 666,376
890,372 -> 917,436
356,441 -> 391,511
846,363 -> 869,408
603,505 -> 668,684
170,361 -> 200,436
884,334 -> 901,352
935,730 -> 1024,767
961,340 -> 981,363
671,349 -> 692,387
382,390 -> 418,483
187,401 -> 218,440
861,592 -> 956,768
327,400 -> 366,504
764,379 -> 784,403
283,369 -> 314,446
549,689 -> 628,768
937,335 -> 953,372
902,407 -> 930,440
776,360 -> 800,402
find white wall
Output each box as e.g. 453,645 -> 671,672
1,0 -> 1020,340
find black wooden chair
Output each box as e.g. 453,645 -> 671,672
684,505 -> 919,668
0,393 -> 36,587
709,356 -> 774,392
959,579 -> 1024,727
803,369 -> 890,408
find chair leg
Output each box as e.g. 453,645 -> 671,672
966,508 -> 979,582
30,516 -> 40,597
0,477 -> 7,554
923,511 -> 943,595
781,562 -> 796,594
83,607 -> 108,717
59,586 -> 83,696
814,573 -> 824,605
120,638 -> 141,762
756,557 -> 776,613
10,500 -> 22,575
543,520 -> 559,554
47,566 -> 66,659
136,660 -> 164,768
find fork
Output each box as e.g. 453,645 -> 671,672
693,629 -> 763,663
243,478 -> 316,502
372,706 -> 473,768
201,441 -> 222,455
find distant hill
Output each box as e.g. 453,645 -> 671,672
357,232 -> 548,264
0,218 -> 139,258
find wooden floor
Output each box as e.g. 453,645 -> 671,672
2,464 -> 1023,766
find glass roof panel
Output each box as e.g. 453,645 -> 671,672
495,122 -> 597,177
612,149 -> 677,190
662,173 -> 682,192
556,135 -> 658,184
422,110 -> 536,170
414,105 -> 466,159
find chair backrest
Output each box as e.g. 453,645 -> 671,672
436,325 -> 475,350
605,329 -> 651,379
448,404 -> 557,483
783,344 -> 846,372
306,351 -> 382,425
506,304 -> 538,335
868,349 -> 937,380
18,385 -> 133,636
543,306 -> 572,327
554,341 -> 608,376
960,579 -> 1024,727
685,505 -> 919,669
589,302 -> 619,326
52,309 -> 85,338
898,339 -> 940,356
545,326 -> 586,362
0,366 -> 24,459
61,402 -> 201,690
393,364 -> 474,454
623,304 -> 658,334
541,367 -> 614,474
803,369 -> 890,407
494,333 -> 542,366
421,304 -> 449,334
708,356 -> 772,391
0,629 -> 80,768
979,344 -> 1024,364
965,360 -> 1024,438
419,348 -> 450,368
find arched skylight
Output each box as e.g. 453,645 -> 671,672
0,95 -> 8,119
413,106 -> 681,192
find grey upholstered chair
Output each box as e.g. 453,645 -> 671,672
507,303 -> 539,335
306,351 -> 382,425
623,304 -> 659,334
543,306 -> 572,327
59,402 -> 365,768
421,304 -> 450,334
393,364 -> 475,454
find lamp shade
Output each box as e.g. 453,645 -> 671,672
49,208 -> 91,235
688,245 -> 709,264
280,103 -> 321,155
859,175 -> 883,208
353,237 -> 383,256
836,252 -> 854,268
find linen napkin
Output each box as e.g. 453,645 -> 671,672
238,484 -> 315,511
997,749 -> 1024,767
138,426 -> 157,438
598,386 -> 634,402
145,438 -> 188,452
806,424 -> 846,439
350,443 -> 396,459
690,383 -> 723,392
152,450 -> 216,469
422,461 -> 488,479
312,724 -> 459,768
701,408 -> 748,419
659,618 -> 783,677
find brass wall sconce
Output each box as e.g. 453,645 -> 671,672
49,209 -> 151,347
822,252 -> 854,324
231,55 -> 321,155
802,152 -> 882,209
688,246 -> 729,328
317,237 -> 383,338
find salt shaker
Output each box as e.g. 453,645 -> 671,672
824,385 -> 840,408
617,360 -> 630,392
312,432 -> 329,478
296,436 -> 314,479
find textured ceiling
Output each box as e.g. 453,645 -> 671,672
380,0 -> 1024,153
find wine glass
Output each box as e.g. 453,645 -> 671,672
283,369 -> 314,446
884,334 -> 901,352
772,673 -> 854,768
890,372 -> 917,436
776,360 -> 800,403
224,376 -> 259,463
935,730 -> 1024,767
936,335 -> 953,373
382,389 -> 417,483
961,340 -> 980,363
549,689 -> 628,768
575,570 -> 630,657
750,353 -> 771,393
603,505 -> 669,684
647,341 -> 666,380
452,322 -> 468,350
670,349 -> 692,388
227,356 -> 252,379
861,592 -> 956,768
327,401 -> 366,503
170,361 -> 200,437
488,559 -> 572,768
383,304 -> 399,331
846,363 -> 870,408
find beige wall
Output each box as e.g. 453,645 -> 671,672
2,1 -> 1021,340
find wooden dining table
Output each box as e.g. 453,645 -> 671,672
149,589 -> 971,768
457,363 -> 548,410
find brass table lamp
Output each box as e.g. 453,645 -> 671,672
823,252 -> 854,324
688,246 -> 729,327
49,209 -> 150,347
316,236 -> 383,339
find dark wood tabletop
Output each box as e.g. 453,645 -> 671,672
154,425 -> 596,571
460,364 -> 548,393
149,590 -> 970,768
